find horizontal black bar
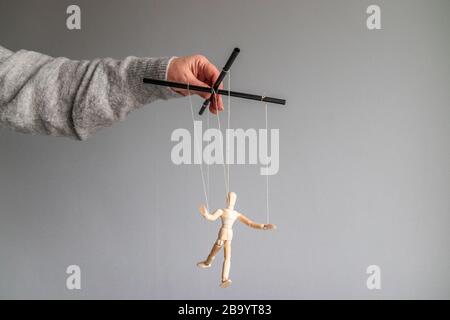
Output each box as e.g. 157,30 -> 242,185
143,78 -> 286,106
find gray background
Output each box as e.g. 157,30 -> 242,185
0,0 -> 449,299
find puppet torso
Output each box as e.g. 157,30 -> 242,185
218,209 -> 239,241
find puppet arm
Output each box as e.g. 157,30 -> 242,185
238,213 -> 277,230
199,205 -> 223,221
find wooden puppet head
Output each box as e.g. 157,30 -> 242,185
227,192 -> 237,209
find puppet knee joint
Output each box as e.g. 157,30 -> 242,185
215,240 -> 224,247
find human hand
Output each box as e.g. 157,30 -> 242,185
167,55 -> 224,114
263,224 -> 277,230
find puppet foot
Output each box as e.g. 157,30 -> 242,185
220,279 -> 232,288
197,261 -> 212,269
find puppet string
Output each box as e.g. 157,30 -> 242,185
264,95 -> 270,224
213,87 -> 230,195
187,82 -> 210,211
206,102 -> 210,202
226,71 -> 231,191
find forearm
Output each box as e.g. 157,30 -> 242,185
248,222 -> 265,229
0,45 -> 179,140
239,215 -> 264,229
201,209 -> 221,221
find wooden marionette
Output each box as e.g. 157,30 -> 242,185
197,192 -> 276,288
144,48 -> 285,288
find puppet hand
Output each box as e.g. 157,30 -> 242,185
263,224 -> 277,230
167,55 -> 224,114
199,205 -> 208,216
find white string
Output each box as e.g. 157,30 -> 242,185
227,71 -> 231,191
187,83 -> 210,211
206,108 -> 210,201
213,89 -> 230,195
264,98 -> 270,224
187,73 -> 269,223
186,73 -> 232,207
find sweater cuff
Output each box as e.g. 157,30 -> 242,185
141,56 -> 181,100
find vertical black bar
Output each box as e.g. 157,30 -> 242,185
198,47 -> 240,115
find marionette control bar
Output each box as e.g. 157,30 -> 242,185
142,78 -> 286,106
143,48 -> 286,109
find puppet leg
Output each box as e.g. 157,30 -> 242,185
197,240 -> 223,268
220,240 -> 232,288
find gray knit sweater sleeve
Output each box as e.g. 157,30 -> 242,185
0,45 -> 180,140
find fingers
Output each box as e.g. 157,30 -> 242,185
186,75 -> 224,113
185,77 -> 223,114
200,59 -> 221,85
209,94 -> 224,114
210,83 -> 224,114
198,58 -> 224,114
186,77 -> 212,100
172,54 -> 226,114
